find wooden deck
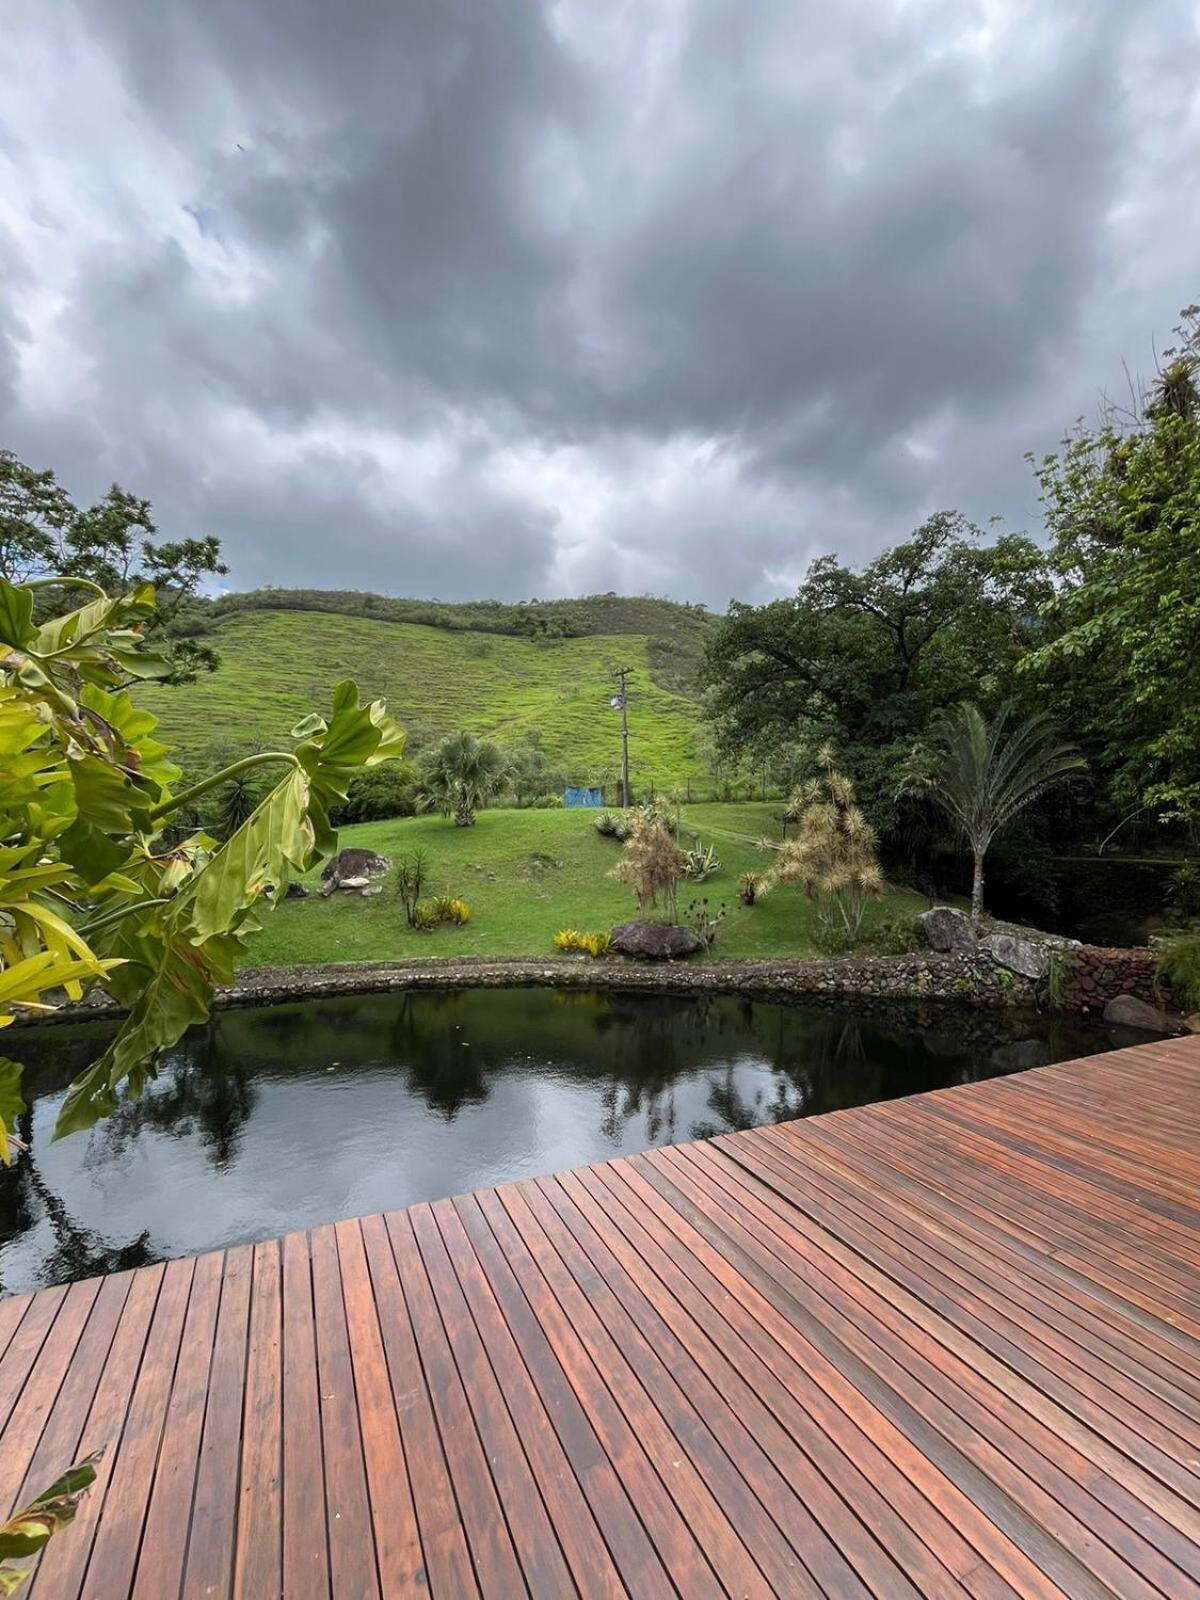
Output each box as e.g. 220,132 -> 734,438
1,1037 -> 1199,1598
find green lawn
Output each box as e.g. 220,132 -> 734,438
241,803 -> 926,968
139,611 -> 703,786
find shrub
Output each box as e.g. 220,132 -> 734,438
609,810 -> 684,921
682,842 -> 721,881
684,897 -> 726,948
553,929 -> 613,957
1154,924 -> 1200,1010
594,811 -> 628,839
811,911 -> 924,957
392,849 -> 429,927
430,894 -> 471,925
331,760 -> 417,824
738,870 -> 766,906
775,750 -> 883,936
410,900 -> 440,930
1166,863 -> 1200,925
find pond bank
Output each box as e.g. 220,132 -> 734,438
16,943 -> 1160,1028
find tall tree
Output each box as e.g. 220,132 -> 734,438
900,702 -> 1087,921
0,450 -> 225,682
1023,304 -> 1200,821
702,513 -> 1050,829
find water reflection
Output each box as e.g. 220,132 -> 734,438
0,987 -> 1113,1295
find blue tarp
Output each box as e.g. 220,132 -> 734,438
564,786 -> 604,807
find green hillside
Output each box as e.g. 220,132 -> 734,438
142,592 -> 714,786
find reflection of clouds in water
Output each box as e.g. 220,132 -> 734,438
0,990 -> 1112,1294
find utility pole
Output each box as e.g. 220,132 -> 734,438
611,666 -> 634,807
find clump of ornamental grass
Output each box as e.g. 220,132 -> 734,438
608,806 -> 685,921
774,747 -> 883,937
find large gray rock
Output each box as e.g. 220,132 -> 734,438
321,847 -> 392,896
611,921 -> 704,960
979,932 -> 1049,981
920,906 -> 975,953
1102,994 -> 1183,1036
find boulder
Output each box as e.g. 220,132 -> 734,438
320,847 -> 392,896
1102,994 -> 1184,1036
979,933 -> 1049,981
284,881 -> 308,900
920,906 -> 975,953
610,921 -> 704,960
1185,1014 -> 1200,1035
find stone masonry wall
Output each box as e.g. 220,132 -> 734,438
1058,945 -> 1160,1014
14,944 -> 1161,1029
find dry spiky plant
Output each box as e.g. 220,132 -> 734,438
775,751 -> 883,935
609,806 -> 685,921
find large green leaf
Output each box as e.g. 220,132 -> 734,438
0,1059 -> 25,1166
54,925 -> 224,1137
0,1452 -> 100,1566
183,766 -> 314,943
0,581 -> 36,651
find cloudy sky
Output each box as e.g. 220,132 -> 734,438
2,0 -> 1197,608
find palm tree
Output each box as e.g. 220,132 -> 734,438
416,732 -> 508,826
901,702 -> 1086,923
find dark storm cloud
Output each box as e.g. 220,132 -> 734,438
1,0 -> 1197,605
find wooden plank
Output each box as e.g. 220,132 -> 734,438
728,1127 -> 1200,1501
281,1228 -> 329,1600
408,1203 -> 577,1600
29,1264 -> 164,1600
451,1192 -> 673,1598
359,1211 -> 479,1599
232,1239 -> 283,1600
182,1244 -> 253,1600
130,1250 -> 224,1600
76,1256 -> 194,1599
429,1198 -> 629,1600
333,1218 -> 426,1598
383,1206 -> 529,1600
311,1222 -> 380,1600
675,1141 -> 1200,1588
0,1278 -> 100,1519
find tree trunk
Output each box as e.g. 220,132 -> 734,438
971,852 -> 985,923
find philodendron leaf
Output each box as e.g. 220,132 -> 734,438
54,927 -> 224,1138
0,580 -> 36,652
0,1059 -> 25,1166
183,766 -> 315,944
0,1453 -> 101,1584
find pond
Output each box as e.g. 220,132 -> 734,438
0,987 -> 1115,1295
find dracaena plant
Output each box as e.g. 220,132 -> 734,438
0,574 -> 403,1150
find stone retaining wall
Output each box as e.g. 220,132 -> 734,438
1057,944 -> 1160,1014
13,944 -> 1159,1028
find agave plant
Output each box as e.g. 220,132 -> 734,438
416,732 -> 508,826
900,702 -> 1087,922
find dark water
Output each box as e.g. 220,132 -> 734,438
0,987 -> 1114,1295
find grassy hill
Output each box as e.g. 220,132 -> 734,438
145,591 -> 715,786
242,804 -> 926,968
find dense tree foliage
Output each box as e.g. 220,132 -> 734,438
0,450 -> 225,682
702,513 -> 1049,830
1023,307 -> 1200,822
